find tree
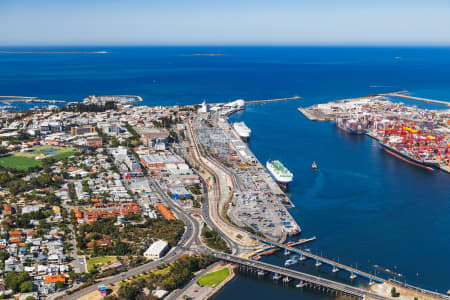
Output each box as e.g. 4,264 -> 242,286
19,281 -> 33,293
115,241 -> 130,255
0,249 -> 9,262
5,271 -> 30,292
118,284 -> 139,300
55,281 -> 65,290
391,287 -> 398,297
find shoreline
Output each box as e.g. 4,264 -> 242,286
205,265 -> 236,299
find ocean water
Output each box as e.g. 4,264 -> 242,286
1,46 -> 449,298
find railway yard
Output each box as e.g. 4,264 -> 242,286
191,104 -> 300,242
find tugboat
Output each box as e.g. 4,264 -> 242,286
311,161 -> 318,169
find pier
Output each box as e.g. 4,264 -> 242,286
250,235 -> 385,284
215,252 -> 389,300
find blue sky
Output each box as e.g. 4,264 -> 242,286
1,0 -> 450,46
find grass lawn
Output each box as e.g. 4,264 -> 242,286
0,155 -> 42,170
197,267 -> 230,288
87,256 -> 117,272
51,150 -> 75,160
7,147 -> 76,169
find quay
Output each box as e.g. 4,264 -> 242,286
192,99 -> 301,241
381,91 -> 450,107
297,107 -> 331,121
215,252 -> 390,300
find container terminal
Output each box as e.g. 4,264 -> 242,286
192,100 -> 301,242
298,94 -> 450,173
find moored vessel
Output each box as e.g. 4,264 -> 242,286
380,142 -> 434,171
335,117 -> 367,134
266,160 -> 294,188
233,121 -> 251,141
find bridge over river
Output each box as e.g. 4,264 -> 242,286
215,252 -> 390,300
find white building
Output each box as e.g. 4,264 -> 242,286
143,240 -> 169,260
199,100 -> 209,113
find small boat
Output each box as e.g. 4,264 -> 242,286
284,249 -> 291,256
253,255 -> 261,261
284,259 -> 297,267
312,161 -> 318,169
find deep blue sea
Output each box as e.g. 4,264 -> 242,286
1,46 -> 449,298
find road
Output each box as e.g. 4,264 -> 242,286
63,174 -> 202,300
64,248 -> 186,300
165,262 -> 222,300
186,119 -> 259,254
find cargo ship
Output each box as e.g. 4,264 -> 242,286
380,142 -> 435,171
266,160 -> 293,188
335,117 -> 367,134
233,121 -> 251,141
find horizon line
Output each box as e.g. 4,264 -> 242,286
2,44 -> 450,48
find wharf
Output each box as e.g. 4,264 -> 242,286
228,125 -> 296,209
440,165 -> 450,174
365,131 -> 381,141
297,107 -> 332,121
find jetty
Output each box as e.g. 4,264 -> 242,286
246,96 -> 301,104
380,91 -> 450,107
258,236 -> 317,256
0,98 -> 66,104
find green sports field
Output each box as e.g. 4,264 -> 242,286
0,146 -> 76,170
0,155 -> 42,170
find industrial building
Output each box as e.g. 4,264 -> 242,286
143,240 -> 169,260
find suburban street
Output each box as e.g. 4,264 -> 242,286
63,174 -> 204,300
